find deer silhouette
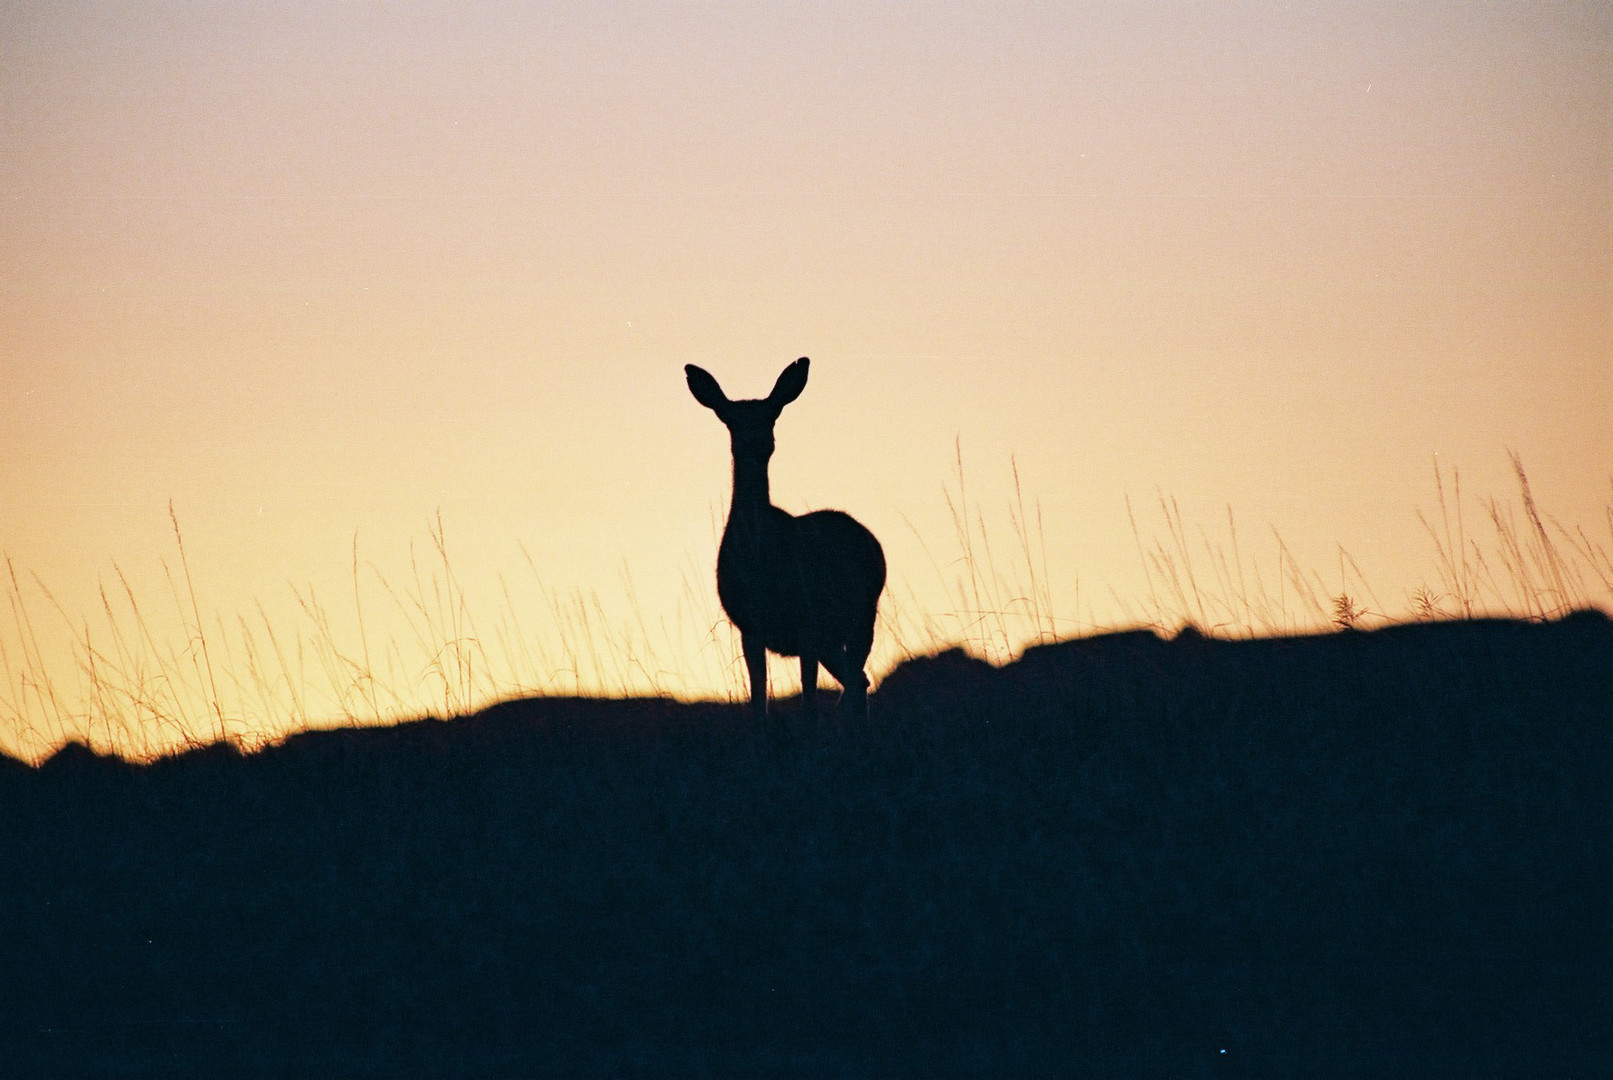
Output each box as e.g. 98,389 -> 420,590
686,357 -> 886,721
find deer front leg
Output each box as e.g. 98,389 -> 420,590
799,655 -> 818,721
742,632 -> 768,720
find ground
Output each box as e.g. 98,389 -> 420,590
2,612 -> 1608,1076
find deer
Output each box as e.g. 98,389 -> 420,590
685,357 -> 886,722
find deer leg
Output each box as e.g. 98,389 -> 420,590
799,655 -> 818,721
742,632 -> 768,720
819,647 -> 870,720
843,622 -> 875,721
841,671 -> 869,720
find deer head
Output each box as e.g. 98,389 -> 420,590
685,357 -> 810,467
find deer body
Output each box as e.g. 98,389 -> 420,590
687,357 -> 886,720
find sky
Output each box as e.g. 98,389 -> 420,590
2,1 -> 1609,759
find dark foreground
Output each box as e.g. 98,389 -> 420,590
2,614 -> 1609,1077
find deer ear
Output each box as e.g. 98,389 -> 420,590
767,357 -> 810,412
685,365 -> 730,414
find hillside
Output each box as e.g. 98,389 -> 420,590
2,612 -> 1609,1076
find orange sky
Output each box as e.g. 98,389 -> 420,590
2,3 -> 1609,759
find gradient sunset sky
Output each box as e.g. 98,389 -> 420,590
3,2 -> 1609,757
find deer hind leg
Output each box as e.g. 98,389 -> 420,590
843,620 -> 876,720
819,645 -> 870,720
742,632 -> 768,720
799,655 -> 819,721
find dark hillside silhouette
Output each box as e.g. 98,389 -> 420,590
687,357 -> 886,721
2,612 -> 1609,1075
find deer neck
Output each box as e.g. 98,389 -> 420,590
727,455 -> 775,535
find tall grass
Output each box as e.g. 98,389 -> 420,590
2,455 -> 1609,764
887,440 -> 1063,664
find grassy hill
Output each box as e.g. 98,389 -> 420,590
2,612 -> 1609,1076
